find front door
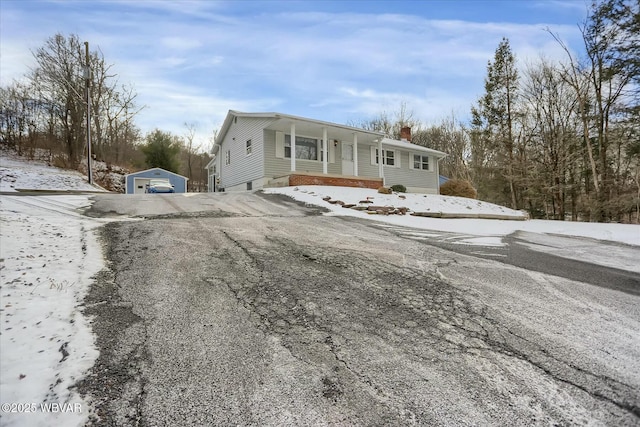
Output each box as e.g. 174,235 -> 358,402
341,142 -> 354,176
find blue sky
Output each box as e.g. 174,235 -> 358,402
1,0 -> 590,149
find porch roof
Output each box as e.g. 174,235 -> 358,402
215,110 -> 384,145
214,110 -> 447,158
205,155 -> 216,170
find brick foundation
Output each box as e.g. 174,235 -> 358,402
287,174 -> 383,189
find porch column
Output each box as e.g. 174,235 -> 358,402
322,127 -> 328,174
378,138 -> 384,185
436,157 -> 442,194
352,133 -> 358,176
290,123 -> 296,172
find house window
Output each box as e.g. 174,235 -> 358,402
385,150 -> 395,166
225,150 -> 231,165
285,134 -> 318,160
413,154 -> 429,170
373,148 -> 397,167
246,139 -> 252,155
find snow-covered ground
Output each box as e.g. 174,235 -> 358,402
0,152 -> 638,426
264,186 -> 640,274
0,147 -> 126,194
1,153 -> 111,426
264,186 -> 640,247
0,197 -> 109,427
0,158 -> 105,194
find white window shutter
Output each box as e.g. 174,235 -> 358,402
329,141 -> 335,163
370,146 -> 377,165
275,131 -> 284,158
396,150 -> 401,168
409,153 -> 415,170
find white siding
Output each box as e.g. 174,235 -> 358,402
357,144 -> 379,178
383,151 -> 438,191
218,117 -> 274,190
357,145 -> 438,192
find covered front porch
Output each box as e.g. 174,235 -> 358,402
264,114 -> 386,178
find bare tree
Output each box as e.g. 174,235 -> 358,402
412,114 -> 471,180
0,33 -> 142,169
348,101 -> 422,139
521,58 -> 582,219
182,122 -> 198,191
28,34 -> 95,166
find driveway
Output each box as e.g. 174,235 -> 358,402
79,192 -> 640,426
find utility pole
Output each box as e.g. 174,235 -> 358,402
84,41 -> 93,185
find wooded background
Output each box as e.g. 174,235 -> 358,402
1,0 -> 637,221
353,0 -> 638,223
0,34 -> 212,192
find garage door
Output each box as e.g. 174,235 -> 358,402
134,178 -> 151,194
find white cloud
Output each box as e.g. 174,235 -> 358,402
161,36 -> 203,51
0,1 -> 587,147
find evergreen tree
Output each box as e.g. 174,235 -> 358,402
141,129 -> 181,173
470,38 -> 521,209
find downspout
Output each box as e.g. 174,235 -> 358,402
211,142 -> 220,193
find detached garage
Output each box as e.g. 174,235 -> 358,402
125,168 -> 188,194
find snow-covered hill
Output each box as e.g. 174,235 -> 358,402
0,147 -> 127,193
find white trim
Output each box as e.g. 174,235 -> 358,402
380,137 -> 446,157
409,153 -> 430,171
283,132 -> 328,163
205,155 -> 216,170
322,127 -> 328,174
290,123 -> 296,172
353,133 -> 358,176
378,140 -> 384,184
370,146 -> 400,168
225,110 -> 385,139
124,167 -> 189,180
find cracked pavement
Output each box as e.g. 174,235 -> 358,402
78,192 -> 640,426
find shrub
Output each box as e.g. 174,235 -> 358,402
390,184 -> 406,193
440,179 -> 477,199
377,186 -> 392,194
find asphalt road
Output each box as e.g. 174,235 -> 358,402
78,192 -> 640,426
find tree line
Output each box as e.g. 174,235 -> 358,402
356,0 -> 638,223
0,33 -> 211,191
2,1 -> 637,214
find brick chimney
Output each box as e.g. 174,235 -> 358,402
400,126 -> 412,142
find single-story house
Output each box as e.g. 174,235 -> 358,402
205,110 -> 447,193
124,168 -> 188,194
